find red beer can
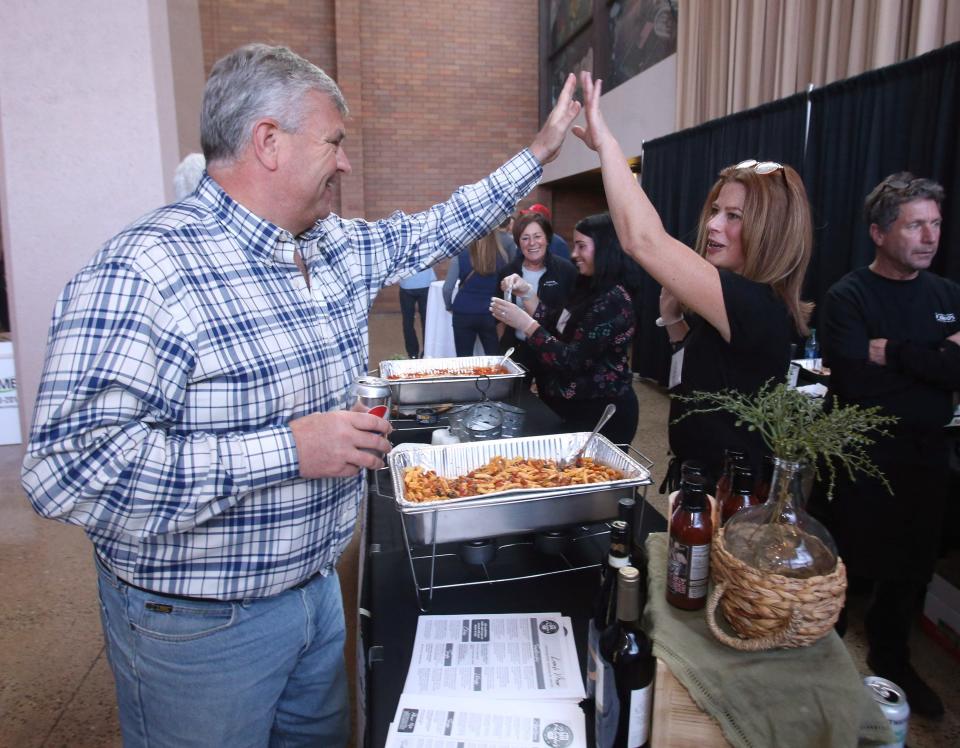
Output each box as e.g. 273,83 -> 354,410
349,376 -> 392,420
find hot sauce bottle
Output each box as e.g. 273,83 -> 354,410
713,448 -> 746,514
666,476 -> 713,610
721,464 -> 759,525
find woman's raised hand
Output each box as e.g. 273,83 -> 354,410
572,71 -> 614,153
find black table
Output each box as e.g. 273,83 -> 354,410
357,392 -> 666,748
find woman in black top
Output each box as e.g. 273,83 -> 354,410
571,72 -> 814,484
496,212 -> 576,388
490,214 -> 642,444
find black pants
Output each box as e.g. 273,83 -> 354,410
452,312 -> 499,357
816,430 -> 948,668
836,577 -> 927,669
399,287 -> 429,358
541,388 -> 639,446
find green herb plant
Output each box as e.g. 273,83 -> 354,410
675,379 -> 897,498
676,380 -> 897,575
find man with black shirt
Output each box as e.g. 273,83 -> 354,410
820,173 -> 960,718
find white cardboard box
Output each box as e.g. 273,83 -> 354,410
0,341 -> 22,445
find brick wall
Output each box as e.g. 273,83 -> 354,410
197,1 -> 552,310
550,183 -> 610,245
198,0 -> 337,77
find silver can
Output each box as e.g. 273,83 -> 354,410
864,676 -> 909,748
348,376 -> 392,419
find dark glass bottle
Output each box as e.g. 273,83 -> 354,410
596,566 -> 655,748
618,496 -> 636,560
587,520 -> 630,700
721,464 -> 759,525
714,448 -> 747,513
666,476 -> 713,610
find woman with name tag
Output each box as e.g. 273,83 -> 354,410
496,211 -> 577,389
490,213 -> 641,444
570,72 -> 815,486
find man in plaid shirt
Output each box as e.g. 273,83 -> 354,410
22,44 -> 581,747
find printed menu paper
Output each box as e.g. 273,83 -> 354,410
402,613 -> 585,700
384,693 -> 587,748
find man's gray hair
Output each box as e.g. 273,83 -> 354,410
201,44 -> 347,164
864,172 -> 945,232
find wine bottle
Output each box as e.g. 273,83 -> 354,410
586,520 -> 630,700
617,496 -> 637,546
618,496 -> 636,561
721,464 -> 758,524
666,475 -> 713,610
596,566 -> 655,748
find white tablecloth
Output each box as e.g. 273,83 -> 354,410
423,279 -> 483,358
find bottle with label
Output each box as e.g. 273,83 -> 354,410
666,459 -> 707,523
721,464 -> 759,524
666,475 -> 713,610
713,448 -> 747,515
587,520 -> 630,701
804,327 -> 819,359
596,566 -> 655,748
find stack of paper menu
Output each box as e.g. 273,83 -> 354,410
385,613 -> 587,748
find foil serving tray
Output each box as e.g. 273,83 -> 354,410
378,355 -> 526,405
387,433 -> 652,544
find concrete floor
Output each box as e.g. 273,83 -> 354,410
1,311 -> 956,747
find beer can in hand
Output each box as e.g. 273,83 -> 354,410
348,376 -> 392,419
864,676 -> 909,748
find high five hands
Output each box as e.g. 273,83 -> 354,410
530,73 -> 582,165
530,71 -> 617,164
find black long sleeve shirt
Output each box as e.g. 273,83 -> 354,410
821,267 -> 960,432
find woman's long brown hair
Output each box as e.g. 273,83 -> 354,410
469,232 -> 509,276
693,163 -> 813,335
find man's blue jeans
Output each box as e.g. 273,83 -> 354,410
95,554 -> 349,747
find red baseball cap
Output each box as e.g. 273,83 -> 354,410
524,203 -> 552,220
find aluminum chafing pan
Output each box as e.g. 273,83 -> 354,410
378,355 -> 526,405
387,433 -> 653,544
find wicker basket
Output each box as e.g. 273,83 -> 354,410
705,527 -> 847,650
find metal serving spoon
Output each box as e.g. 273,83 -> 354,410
557,403 -> 617,469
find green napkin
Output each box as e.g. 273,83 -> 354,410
644,533 -> 895,747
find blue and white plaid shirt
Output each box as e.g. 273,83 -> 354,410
23,149 -> 540,599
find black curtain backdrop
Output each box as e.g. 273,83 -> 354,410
803,42 -> 960,330
635,93 -> 808,384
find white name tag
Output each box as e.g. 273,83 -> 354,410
669,347 -> 684,389
557,309 -> 571,334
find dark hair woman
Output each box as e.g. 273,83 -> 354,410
490,213 -> 641,444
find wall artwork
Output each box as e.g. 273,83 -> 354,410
608,0 -> 677,89
549,0 -> 593,53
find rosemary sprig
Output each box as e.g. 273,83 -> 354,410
673,379 -> 897,496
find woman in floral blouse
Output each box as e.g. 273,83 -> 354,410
490,213 -> 641,444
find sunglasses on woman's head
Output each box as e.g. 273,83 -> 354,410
879,177 -> 921,193
734,159 -> 784,175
